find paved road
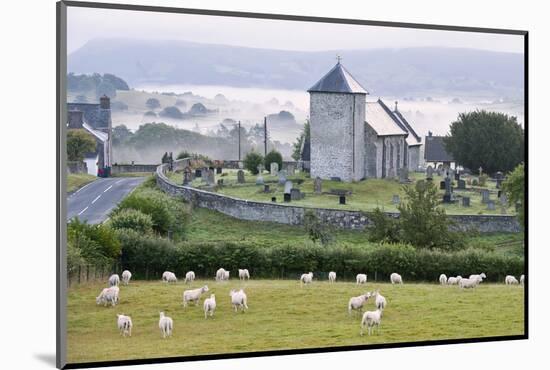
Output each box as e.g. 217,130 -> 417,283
67,177 -> 146,224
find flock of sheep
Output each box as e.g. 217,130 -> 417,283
96,268 -> 524,338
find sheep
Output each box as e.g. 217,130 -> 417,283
183,285 -> 209,307
458,278 -> 479,289
300,272 -> 313,286
520,274 -> 525,286
447,276 -> 463,285
373,290 -> 387,310
109,274 -> 120,287
121,270 -> 132,285
215,268 -> 226,281
223,270 -> 230,281
203,294 -> 216,319
505,275 -> 519,285
158,312 -> 173,339
328,271 -> 337,283
229,289 -> 248,312
184,271 -> 195,284
439,274 -> 447,285
356,273 -> 367,285
162,271 -> 177,283
390,273 -> 403,284
469,273 -> 487,283
348,292 -> 372,315
116,314 -> 132,337
96,286 -> 119,307
238,269 -> 250,281
360,309 -> 383,336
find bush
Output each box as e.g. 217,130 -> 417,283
110,208 -> 154,234
145,98 -> 161,110
67,218 -> 121,267
159,106 -> 184,119
243,151 -> 264,175
367,208 -> 401,243
478,174 -> 488,187
303,210 -> 334,246
264,150 -> 283,171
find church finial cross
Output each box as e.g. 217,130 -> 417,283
336,55 -> 342,63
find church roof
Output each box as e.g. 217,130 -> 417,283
308,62 -> 368,94
392,109 -> 422,146
365,100 -> 408,137
424,134 -> 455,162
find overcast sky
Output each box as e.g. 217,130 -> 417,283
67,7 -> 524,54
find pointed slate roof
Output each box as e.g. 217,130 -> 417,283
392,109 -> 422,146
365,100 -> 408,137
308,62 -> 368,94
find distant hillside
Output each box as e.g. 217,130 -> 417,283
68,38 -> 524,98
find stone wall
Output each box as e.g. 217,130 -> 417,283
156,160 -> 521,233
67,161 -> 88,174
112,164 -> 159,174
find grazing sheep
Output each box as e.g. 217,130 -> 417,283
96,286 -> 119,307
439,274 -> 447,285
121,270 -> 132,285
505,275 -> 519,285
238,269 -> 250,281
223,270 -> 230,281
360,309 -> 383,336
229,289 -> 248,312
459,278 -> 479,289
356,274 -> 367,285
183,285 -> 209,307
215,268 -> 226,281
390,273 -> 403,284
520,274 -> 525,286
447,276 -> 463,285
300,272 -> 314,286
184,271 -> 195,284
348,293 -> 372,315
116,314 -> 132,337
162,271 -> 177,283
328,271 -> 337,283
469,273 -> 487,283
109,274 -> 120,287
158,312 -> 173,339
374,290 -> 387,310
203,294 -> 216,319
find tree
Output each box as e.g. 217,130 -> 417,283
159,106 -> 184,119
303,210 -> 333,246
67,129 -> 96,162
444,110 -> 524,174
292,120 -> 310,161
502,163 -> 525,228
264,149 -> 283,171
243,151 -> 264,175
146,98 -> 161,110
112,125 -> 133,146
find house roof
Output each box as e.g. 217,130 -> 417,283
308,62 -> 368,94
393,109 -> 422,146
365,100 -> 408,137
83,122 -> 108,143
424,135 -> 455,162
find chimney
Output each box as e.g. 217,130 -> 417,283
428,131 -> 433,137
394,101 -> 398,112
100,95 -> 110,109
68,110 -> 84,129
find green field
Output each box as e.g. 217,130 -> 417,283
67,173 -> 97,193
67,279 -> 524,363
167,169 -> 512,215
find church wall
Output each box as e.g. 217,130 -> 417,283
408,145 -> 421,171
382,136 -> 406,178
364,123 -> 380,178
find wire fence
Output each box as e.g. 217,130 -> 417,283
67,263 -> 119,287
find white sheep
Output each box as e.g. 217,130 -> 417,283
459,278 -> 479,289
229,289 -> 248,312
238,269 -> 250,280
505,275 -> 519,285
520,274 -> 525,286
203,294 -> 216,319
184,271 -> 195,284
469,273 -> 487,283
109,274 -> 120,287
183,285 -> 209,307
162,271 -> 177,283
374,290 -> 387,310
158,312 -> 173,339
223,270 -> 230,281
300,272 -> 313,286
447,276 -> 463,285
328,271 -> 337,283
390,273 -> 403,284
96,286 -> 119,307
439,274 -> 447,285
348,292 -> 371,315
360,309 -> 383,336
215,268 -> 226,281
116,314 -> 132,337
121,270 -> 132,285
356,273 -> 367,285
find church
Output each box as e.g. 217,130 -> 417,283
307,61 -> 422,182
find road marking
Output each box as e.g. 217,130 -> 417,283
103,185 -> 113,193
92,195 -> 101,204
78,206 -> 88,216
75,181 -> 93,194
115,180 -> 122,185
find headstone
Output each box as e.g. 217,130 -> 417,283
314,177 -> 322,194
398,168 -> 409,183
183,167 -> 192,185
206,169 -> 215,185
271,197 -> 277,202
256,175 -> 264,185
286,164 -> 295,176
443,177 -> 453,203
237,170 -> 245,184
195,169 -> 202,178
278,170 -> 287,185
257,164 -> 264,174
284,180 -> 293,195
487,200 -> 496,210
290,188 -> 301,201
462,196 -> 470,207
216,167 -> 222,174
217,179 -> 223,186
440,181 -> 446,190
238,161 -> 244,169
392,194 -> 400,204
495,171 -> 504,189
339,195 -> 346,205
454,171 -> 460,181
270,162 -> 279,176
264,184 -> 270,193
457,179 -> 466,190
284,193 -> 291,202
481,189 -> 490,203
426,165 -> 434,179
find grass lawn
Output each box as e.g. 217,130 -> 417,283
67,173 -> 97,193
167,169 -> 512,216
67,279 -> 524,364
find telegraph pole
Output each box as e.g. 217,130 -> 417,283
264,116 -> 267,156
238,120 -> 241,161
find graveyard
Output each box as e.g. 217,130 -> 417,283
166,167 -> 514,216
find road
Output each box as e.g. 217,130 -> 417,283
67,177 -> 146,224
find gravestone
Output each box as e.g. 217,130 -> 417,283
290,188 -> 301,201
462,196 -> 471,207
206,169 -> 215,185
443,177 -> 453,203
271,197 -> 277,202
270,162 -> 279,176
440,181 -> 446,190
183,167 -> 192,185
264,185 -> 270,193
481,189 -> 490,203
426,165 -> 434,179
216,167 -> 222,174
286,164 -> 295,176
284,181 -> 293,195
495,172 -> 504,189
398,168 -> 409,183
217,179 -> 223,186
284,193 -> 291,202
392,194 -> 400,205
314,177 -> 322,194
278,170 -> 287,185
256,175 -> 264,185
195,169 -> 202,178
257,164 -> 264,174
454,171 -> 460,181
339,195 -> 346,205
457,179 -> 466,190
237,170 -> 245,184
487,200 -> 496,210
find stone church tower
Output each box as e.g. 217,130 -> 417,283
308,61 -> 368,182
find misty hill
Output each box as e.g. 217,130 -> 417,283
68,38 -> 524,98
